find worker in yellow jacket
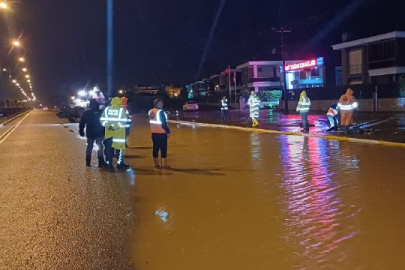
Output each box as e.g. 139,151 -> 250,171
100,97 -> 131,169
296,91 -> 311,133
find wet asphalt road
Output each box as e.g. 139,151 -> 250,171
0,110 -> 135,269
2,110 -> 405,269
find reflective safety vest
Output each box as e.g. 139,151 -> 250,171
338,99 -> 358,111
296,96 -> 311,113
248,96 -> 260,118
148,108 -> 168,134
326,107 -> 338,117
221,99 -> 229,110
100,106 -> 129,149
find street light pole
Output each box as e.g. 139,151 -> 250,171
0,65 -> 4,106
107,0 -> 114,98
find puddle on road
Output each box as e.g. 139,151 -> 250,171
130,123 -> 405,269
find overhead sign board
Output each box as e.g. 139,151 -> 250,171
285,57 -> 324,71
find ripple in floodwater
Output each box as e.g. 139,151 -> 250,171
279,136 -> 361,269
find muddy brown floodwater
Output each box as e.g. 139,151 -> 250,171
128,119 -> 405,270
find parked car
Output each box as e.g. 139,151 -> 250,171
183,101 -> 199,112
56,105 -> 85,122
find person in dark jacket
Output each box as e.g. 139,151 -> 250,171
79,99 -> 107,167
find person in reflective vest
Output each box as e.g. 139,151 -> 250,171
220,96 -> 229,121
100,97 -> 130,169
248,91 -> 260,127
149,99 -> 171,169
338,88 -> 358,134
296,91 -> 311,133
326,104 -> 339,131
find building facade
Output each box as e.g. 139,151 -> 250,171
235,60 -> 328,92
332,31 -> 405,85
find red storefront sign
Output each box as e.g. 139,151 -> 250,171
285,59 -> 317,71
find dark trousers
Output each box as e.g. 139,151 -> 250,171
300,112 -> 309,132
86,137 -> 104,161
221,110 -> 228,121
104,137 -> 124,165
152,133 -> 168,158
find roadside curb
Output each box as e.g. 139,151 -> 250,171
0,110 -> 30,127
169,120 -> 405,149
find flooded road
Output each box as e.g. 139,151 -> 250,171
129,118 -> 405,269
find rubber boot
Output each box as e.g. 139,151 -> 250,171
162,158 -> 171,170
154,158 -> 161,169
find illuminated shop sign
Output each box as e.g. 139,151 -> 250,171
285,57 -> 324,71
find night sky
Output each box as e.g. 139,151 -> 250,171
8,0 -> 405,102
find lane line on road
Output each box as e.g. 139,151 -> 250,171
169,120 -> 405,148
0,111 -> 32,145
0,110 -> 30,127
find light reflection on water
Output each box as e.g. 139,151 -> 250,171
279,136 -> 361,268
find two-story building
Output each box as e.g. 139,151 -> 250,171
237,61 -> 284,93
332,31 -> 405,85
235,60 -> 327,92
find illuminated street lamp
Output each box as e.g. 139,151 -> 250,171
12,80 -> 17,83
13,40 -> 20,47
25,75 -> 30,78
22,68 -> 27,72
0,3 -> 8,10
27,79 -> 31,82
19,57 -> 25,62
118,89 -> 124,94
71,96 -> 75,101
2,68 -> 6,72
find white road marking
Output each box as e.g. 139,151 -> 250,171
0,111 -> 32,146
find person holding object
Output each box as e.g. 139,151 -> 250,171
248,91 -> 260,127
220,96 -> 229,121
296,91 -> 311,133
100,97 -> 130,169
79,99 -> 106,168
148,99 -> 171,169
338,88 -> 358,134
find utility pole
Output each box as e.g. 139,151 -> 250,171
227,65 -> 231,103
272,26 -> 292,114
107,0 -> 114,98
273,0 -> 292,114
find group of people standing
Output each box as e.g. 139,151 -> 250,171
296,88 -> 358,134
79,96 -> 171,170
79,96 -> 131,169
